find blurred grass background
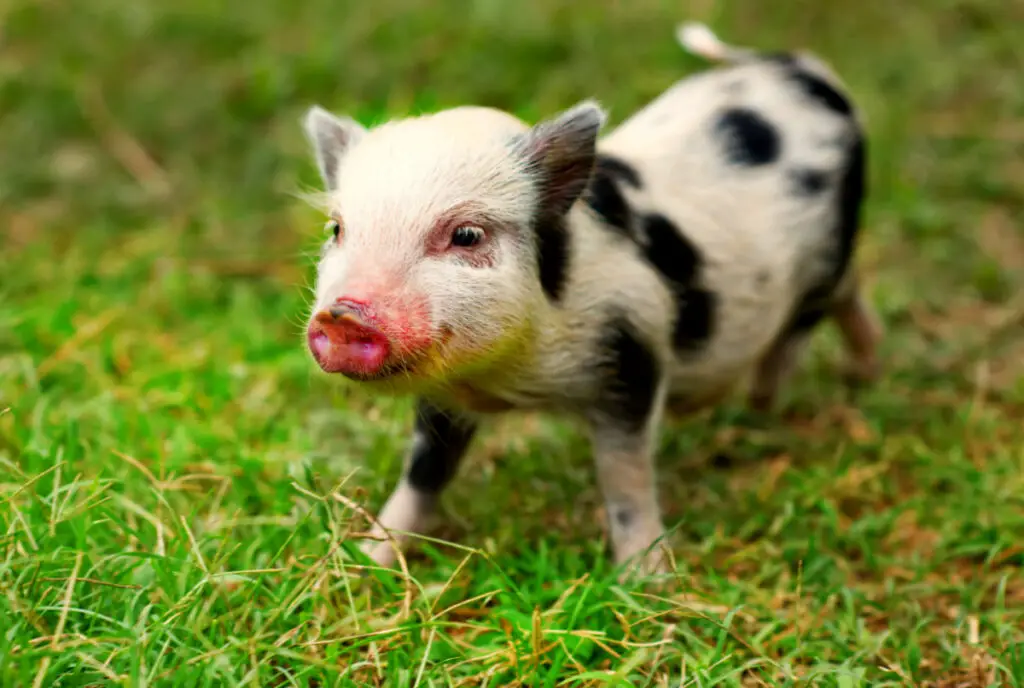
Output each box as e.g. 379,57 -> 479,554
2,0 -> 1024,685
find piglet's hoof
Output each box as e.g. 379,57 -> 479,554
841,356 -> 881,389
359,536 -> 401,570
614,529 -> 673,584
617,547 -> 672,585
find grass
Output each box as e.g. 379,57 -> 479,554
2,0 -> 1024,684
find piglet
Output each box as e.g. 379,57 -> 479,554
300,22 -> 882,576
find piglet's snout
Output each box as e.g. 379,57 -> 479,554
308,299 -> 393,379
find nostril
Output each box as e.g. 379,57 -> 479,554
328,303 -> 356,320
316,299 -> 370,327
328,298 -> 368,321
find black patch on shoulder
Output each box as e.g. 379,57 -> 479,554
641,213 -> 717,351
595,154 -> 642,189
715,108 -> 781,166
789,69 -> 853,115
790,168 -> 830,196
534,216 -> 571,301
584,170 -> 632,235
584,155 -> 644,237
407,399 -> 478,493
597,316 -> 660,433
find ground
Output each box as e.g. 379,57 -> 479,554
2,0 -> 1024,685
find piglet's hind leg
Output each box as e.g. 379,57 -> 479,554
832,288 -> 882,388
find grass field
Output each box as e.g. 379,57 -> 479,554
3,0 -> 1024,685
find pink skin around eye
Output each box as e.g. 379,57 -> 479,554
423,208 -> 498,268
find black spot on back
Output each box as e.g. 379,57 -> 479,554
595,154 -> 642,189
641,213 -> 717,351
788,69 -> 853,115
534,215 -> 571,302
596,316 -> 660,432
407,399 -> 478,493
715,108 -> 781,166
790,168 -> 830,196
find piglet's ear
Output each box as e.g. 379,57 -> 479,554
302,105 -> 367,191
517,100 -> 607,216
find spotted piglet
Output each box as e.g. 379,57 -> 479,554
300,22 -> 882,576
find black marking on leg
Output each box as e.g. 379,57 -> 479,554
407,399 -> 478,494
715,108 -> 781,166
640,213 -> 717,351
789,168 -> 830,196
595,154 -> 642,189
612,506 -> 635,529
533,215 -> 571,302
596,316 -> 660,433
788,69 -> 854,115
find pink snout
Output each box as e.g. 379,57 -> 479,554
308,300 -> 393,379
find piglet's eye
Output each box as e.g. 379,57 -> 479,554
324,219 -> 341,240
450,225 -> 484,248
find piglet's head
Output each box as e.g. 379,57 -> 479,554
301,101 -> 606,392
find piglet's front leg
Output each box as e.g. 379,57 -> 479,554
586,320 -> 672,580
361,399 -> 477,568
589,420 -> 671,580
